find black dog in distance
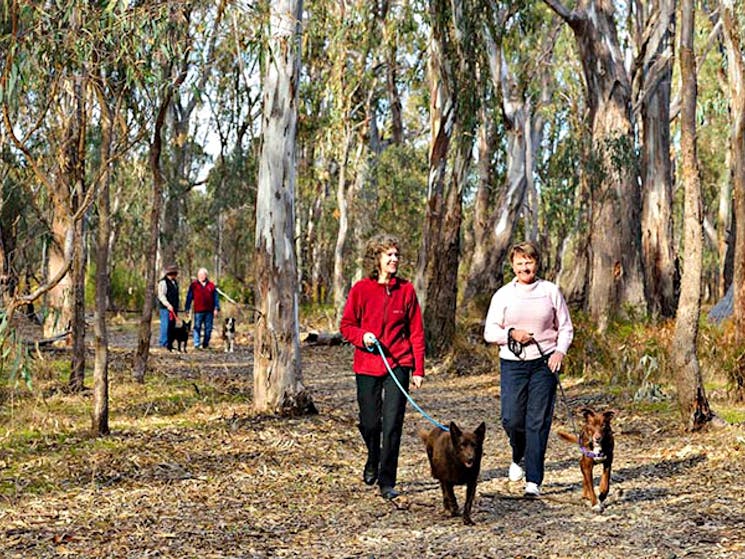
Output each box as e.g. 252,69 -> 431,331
169,319 -> 191,353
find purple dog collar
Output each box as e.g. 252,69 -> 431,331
580,446 -> 605,461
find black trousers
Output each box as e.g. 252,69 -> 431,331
356,367 -> 410,488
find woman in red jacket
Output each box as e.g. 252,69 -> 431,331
339,234 -> 425,500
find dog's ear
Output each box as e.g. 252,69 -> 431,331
449,422 -> 461,444
474,421 -> 486,441
580,407 -> 595,420
418,428 -> 431,445
603,409 -> 616,422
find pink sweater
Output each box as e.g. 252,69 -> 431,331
483,278 -> 573,361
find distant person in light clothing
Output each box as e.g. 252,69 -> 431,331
185,268 -> 220,349
483,241 -> 573,498
156,265 -> 180,348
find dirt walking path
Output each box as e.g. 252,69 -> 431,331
2,335 -> 745,558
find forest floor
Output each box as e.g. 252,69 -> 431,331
2,314 -> 745,559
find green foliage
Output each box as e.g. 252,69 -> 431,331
84,265 -> 146,311
715,406 -> 745,424
110,266 -> 147,311
560,311 -> 671,392
370,144 -> 428,273
0,313 -> 32,391
538,130 -> 584,233
699,319 -> 745,401
217,274 -> 254,307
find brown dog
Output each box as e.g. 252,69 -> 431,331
419,421 -> 486,525
557,408 -> 615,511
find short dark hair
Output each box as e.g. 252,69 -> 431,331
509,241 -> 541,269
363,234 -> 401,279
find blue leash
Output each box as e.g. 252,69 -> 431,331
369,338 -> 449,432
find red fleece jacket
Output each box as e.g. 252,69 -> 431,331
339,277 -> 425,377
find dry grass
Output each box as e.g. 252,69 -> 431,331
1,315 -> 745,558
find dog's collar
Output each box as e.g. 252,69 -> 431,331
580,446 -> 606,461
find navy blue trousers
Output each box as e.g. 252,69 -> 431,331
356,367 -> 410,489
500,356 -> 557,486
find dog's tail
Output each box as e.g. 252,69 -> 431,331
556,430 -> 578,444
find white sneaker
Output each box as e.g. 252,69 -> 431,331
524,482 -> 540,497
508,462 -> 524,482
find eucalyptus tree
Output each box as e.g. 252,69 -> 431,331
721,1 -> 745,353
1,2 -> 90,344
252,0 -> 315,415
160,1 -> 228,269
317,1 -> 385,319
89,5 -> 153,433
671,0 -> 714,430
634,0 -> 677,318
2,1 -> 144,395
544,0 -> 646,331
329,7 -> 368,319
295,1 -> 427,308
133,3 -> 193,383
464,3 -> 559,307
417,0 -> 480,356
201,3 -> 262,289
296,0 -> 335,304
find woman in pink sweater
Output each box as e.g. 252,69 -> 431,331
484,241 -> 573,497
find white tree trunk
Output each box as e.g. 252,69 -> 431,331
465,21 -> 553,303
332,129 -> 353,321
253,0 -> 315,415
721,0 -> 745,346
44,212 -> 74,339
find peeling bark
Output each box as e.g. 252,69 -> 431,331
721,1 -> 745,346
545,0 -> 646,330
672,0 -> 713,430
416,0 -> 476,356
637,0 -> 677,318
253,0 -> 316,416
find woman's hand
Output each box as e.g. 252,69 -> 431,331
363,332 -> 377,348
548,351 -> 564,373
510,329 -> 533,344
411,375 -> 423,390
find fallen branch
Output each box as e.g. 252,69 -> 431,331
300,331 -> 345,346
22,329 -> 72,348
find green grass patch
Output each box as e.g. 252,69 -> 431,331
715,406 -> 745,424
631,398 -> 677,416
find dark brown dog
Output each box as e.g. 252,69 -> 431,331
557,408 -> 615,511
419,421 -> 486,525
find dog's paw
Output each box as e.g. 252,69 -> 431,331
463,515 -> 475,526
592,502 -> 605,513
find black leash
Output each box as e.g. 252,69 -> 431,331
507,330 -> 604,460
